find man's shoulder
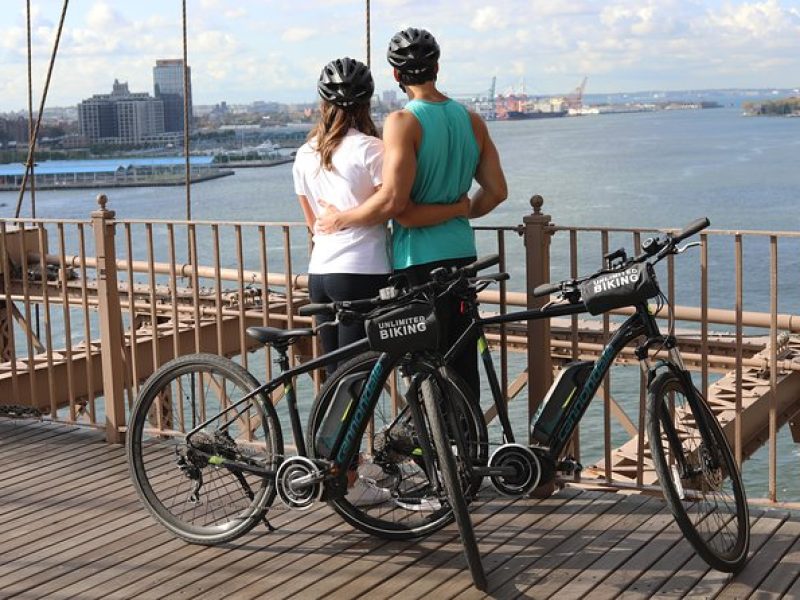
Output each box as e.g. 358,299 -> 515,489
383,109 -> 422,140
386,109 -> 418,125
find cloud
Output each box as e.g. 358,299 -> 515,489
224,8 -> 247,19
1,0 -> 800,111
281,27 -> 316,43
86,2 -> 128,30
471,7 -> 508,32
707,0 -> 800,39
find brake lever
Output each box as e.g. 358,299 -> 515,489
675,241 -> 702,254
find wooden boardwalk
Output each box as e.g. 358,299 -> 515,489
2,420 -> 799,599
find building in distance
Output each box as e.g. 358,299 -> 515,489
78,80 -> 166,145
153,59 -> 193,134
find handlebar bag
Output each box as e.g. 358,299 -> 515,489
365,300 -> 439,355
580,262 -> 659,315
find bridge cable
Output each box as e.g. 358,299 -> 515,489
14,0 -> 70,219
26,0 -> 36,219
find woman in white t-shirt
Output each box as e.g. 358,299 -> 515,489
293,57 -> 390,365
292,58 -> 390,506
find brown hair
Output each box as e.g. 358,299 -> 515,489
308,101 -> 378,171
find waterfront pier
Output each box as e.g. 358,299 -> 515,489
2,194 -> 800,595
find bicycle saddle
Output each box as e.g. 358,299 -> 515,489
246,326 -> 313,349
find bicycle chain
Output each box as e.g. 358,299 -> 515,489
0,405 -> 43,419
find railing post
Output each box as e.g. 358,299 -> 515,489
524,195 -> 553,442
0,300 -> 11,363
92,194 -> 126,444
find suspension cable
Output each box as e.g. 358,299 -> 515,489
182,0 -> 191,224
26,0 -> 36,218
14,0 -> 70,219
365,0 -> 371,68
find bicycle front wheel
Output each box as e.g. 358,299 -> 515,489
307,351 -> 486,541
421,375 -> 487,590
647,371 -> 749,573
127,353 -> 283,545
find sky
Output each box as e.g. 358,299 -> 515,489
1,0 -> 799,112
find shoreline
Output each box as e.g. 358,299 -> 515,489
0,169 -> 234,191
213,157 -> 293,169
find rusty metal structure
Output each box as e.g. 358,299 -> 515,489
1,195 -> 799,506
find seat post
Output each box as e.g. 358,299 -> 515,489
273,344 -> 290,372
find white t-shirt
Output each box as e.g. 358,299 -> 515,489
292,129 -> 390,275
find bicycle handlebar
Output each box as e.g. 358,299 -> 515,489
461,254 -> 500,277
298,303 -> 335,317
532,282 -> 562,298
674,217 -> 710,245
533,217 -> 710,299
298,254 -> 504,321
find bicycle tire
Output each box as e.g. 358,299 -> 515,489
127,353 -> 283,545
307,351 -> 487,541
421,375 -> 487,591
647,371 -> 749,573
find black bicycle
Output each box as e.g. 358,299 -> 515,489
376,216 -> 750,574
125,256 -> 499,587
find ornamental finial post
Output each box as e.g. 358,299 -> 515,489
530,194 -> 543,215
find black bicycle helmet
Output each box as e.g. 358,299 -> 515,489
387,27 -> 440,80
317,57 -> 374,107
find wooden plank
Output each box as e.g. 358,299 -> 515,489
618,511 -> 753,599
450,491 -> 620,600
0,437 -> 121,497
280,498 -> 503,600
516,495 -> 664,599
39,505 -> 332,599
716,519 -> 800,600
68,502 -> 311,599
331,489 -> 577,600
655,512 -> 785,598
117,507 -> 339,600
483,493 -> 652,599
570,511 -> 681,600
365,488 -> 584,600
288,495 -> 509,600
749,530 -> 800,600
683,512 -> 789,599
0,420 -> 80,448
0,452 -> 130,531
109,511 -> 345,599
3,423 -> 800,599
118,505 -> 362,598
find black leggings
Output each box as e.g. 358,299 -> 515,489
397,256 -> 479,403
309,272 -> 389,374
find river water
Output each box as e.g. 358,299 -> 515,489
2,107 -> 799,500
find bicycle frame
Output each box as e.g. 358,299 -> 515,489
445,297 -> 704,463
181,335 -> 441,495
183,336 -> 371,475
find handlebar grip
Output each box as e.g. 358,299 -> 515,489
674,217 -> 710,244
298,303 -> 334,317
472,272 -> 510,283
461,254 -> 500,276
533,282 -> 561,297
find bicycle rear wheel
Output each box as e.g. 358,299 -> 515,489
127,353 -> 283,544
647,371 -> 749,573
307,351 -> 486,541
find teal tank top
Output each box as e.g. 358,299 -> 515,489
392,99 -> 480,270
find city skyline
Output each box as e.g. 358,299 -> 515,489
1,0 -> 799,112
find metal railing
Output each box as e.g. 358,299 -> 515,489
1,194 -> 799,504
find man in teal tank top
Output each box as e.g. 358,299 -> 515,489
317,27 -> 508,398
